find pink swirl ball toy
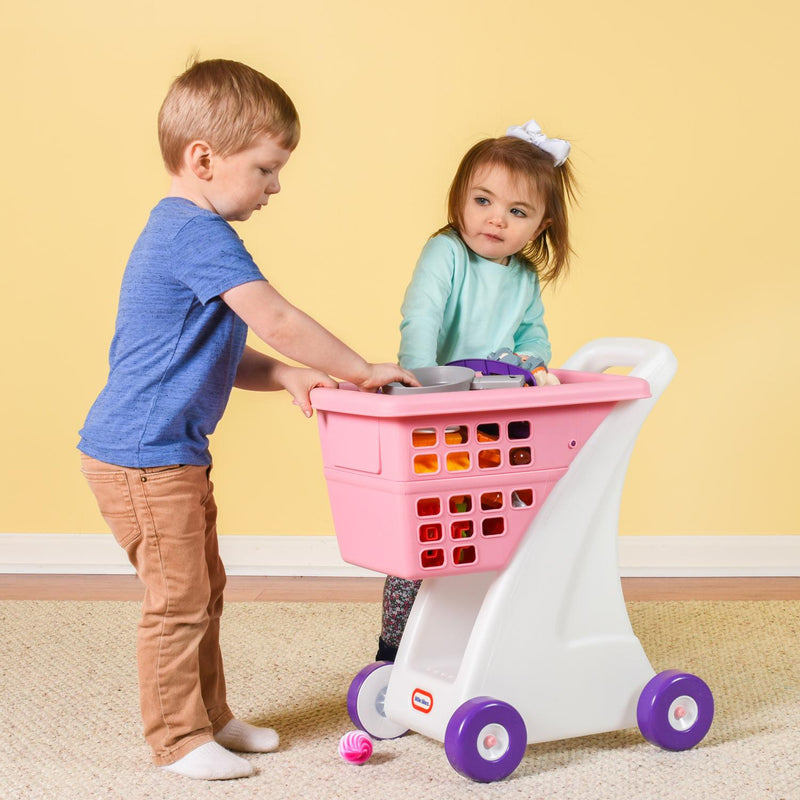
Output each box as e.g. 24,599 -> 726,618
338,731 -> 373,764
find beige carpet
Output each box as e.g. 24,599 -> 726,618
1,599 -> 798,800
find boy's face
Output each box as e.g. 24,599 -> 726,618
459,165 -> 548,265
205,134 -> 293,222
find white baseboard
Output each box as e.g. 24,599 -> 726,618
0,533 -> 798,577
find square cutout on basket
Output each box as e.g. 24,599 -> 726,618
451,520 -> 474,539
480,491 -> 503,510
411,428 -> 437,448
420,548 -> 445,569
508,420 -> 531,440
417,497 -> 441,517
413,454 -> 439,474
446,451 -> 471,471
482,517 -> 505,536
453,545 -> 476,565
511,489 -> 534,508
478,449 -> 501,469
444,425 -> 469,445
476,423 -> 500,442
509,447 -> 532,466
449,494 -> 473,514
419,523 -> 443,543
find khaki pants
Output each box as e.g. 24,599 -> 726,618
80,454 -> 234,765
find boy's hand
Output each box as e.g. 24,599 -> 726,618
354,363 -> 420,392
279,366 -> 338,417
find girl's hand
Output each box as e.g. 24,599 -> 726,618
517,353 -> 561,386
355,363 -> 420,392
279,366 -> 338,417
540,371 -> 561,386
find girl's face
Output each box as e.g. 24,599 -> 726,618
459,165 -> 549,265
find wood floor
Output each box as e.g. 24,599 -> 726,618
1,574 -> 799,602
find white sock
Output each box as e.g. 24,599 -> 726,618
161,740 -> 254,781
215,718 -> 280,753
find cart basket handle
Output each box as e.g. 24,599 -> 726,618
560,337 -> 677,400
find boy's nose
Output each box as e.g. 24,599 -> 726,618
264,175 -> 280,195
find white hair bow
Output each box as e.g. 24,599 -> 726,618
506,119 -> 571,166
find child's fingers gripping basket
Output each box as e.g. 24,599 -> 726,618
311,367 -> 650,580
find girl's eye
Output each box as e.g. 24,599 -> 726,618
511,208 -> 527,217
475,197 -> 489,206
259,168 -> 273,175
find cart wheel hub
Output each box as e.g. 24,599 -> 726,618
668,696 -> 699,730
477,724 -> 510,761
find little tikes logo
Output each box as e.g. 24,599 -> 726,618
411,688 -> 434,713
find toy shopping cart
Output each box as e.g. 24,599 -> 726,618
311,338 -> 714,783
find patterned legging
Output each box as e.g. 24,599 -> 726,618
380,575 -> 422,647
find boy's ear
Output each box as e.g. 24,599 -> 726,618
186,140 -> 214,181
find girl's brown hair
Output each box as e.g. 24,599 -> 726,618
158,58 -> 301,174
441,136 -> 577,286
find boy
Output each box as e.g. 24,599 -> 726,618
78,58 -> 416,781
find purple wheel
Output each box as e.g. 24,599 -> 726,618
444,697 -> 527,782
637,670 -> 714,751
347,662 -> 408,740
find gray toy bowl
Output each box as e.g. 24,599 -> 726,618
382,365 -> 476,395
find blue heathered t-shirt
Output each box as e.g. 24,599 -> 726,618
79,197 -> 267,467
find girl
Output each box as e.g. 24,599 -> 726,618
377,119 -> 577,662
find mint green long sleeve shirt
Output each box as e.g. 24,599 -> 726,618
398,230 -> 552,369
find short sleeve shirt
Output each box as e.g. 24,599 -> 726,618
78,198 -> 267,467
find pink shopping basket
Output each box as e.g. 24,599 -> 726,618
312,369 -> 650,580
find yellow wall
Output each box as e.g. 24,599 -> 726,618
2,0 -> 797,538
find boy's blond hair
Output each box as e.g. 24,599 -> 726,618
158,58 -> 300,174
